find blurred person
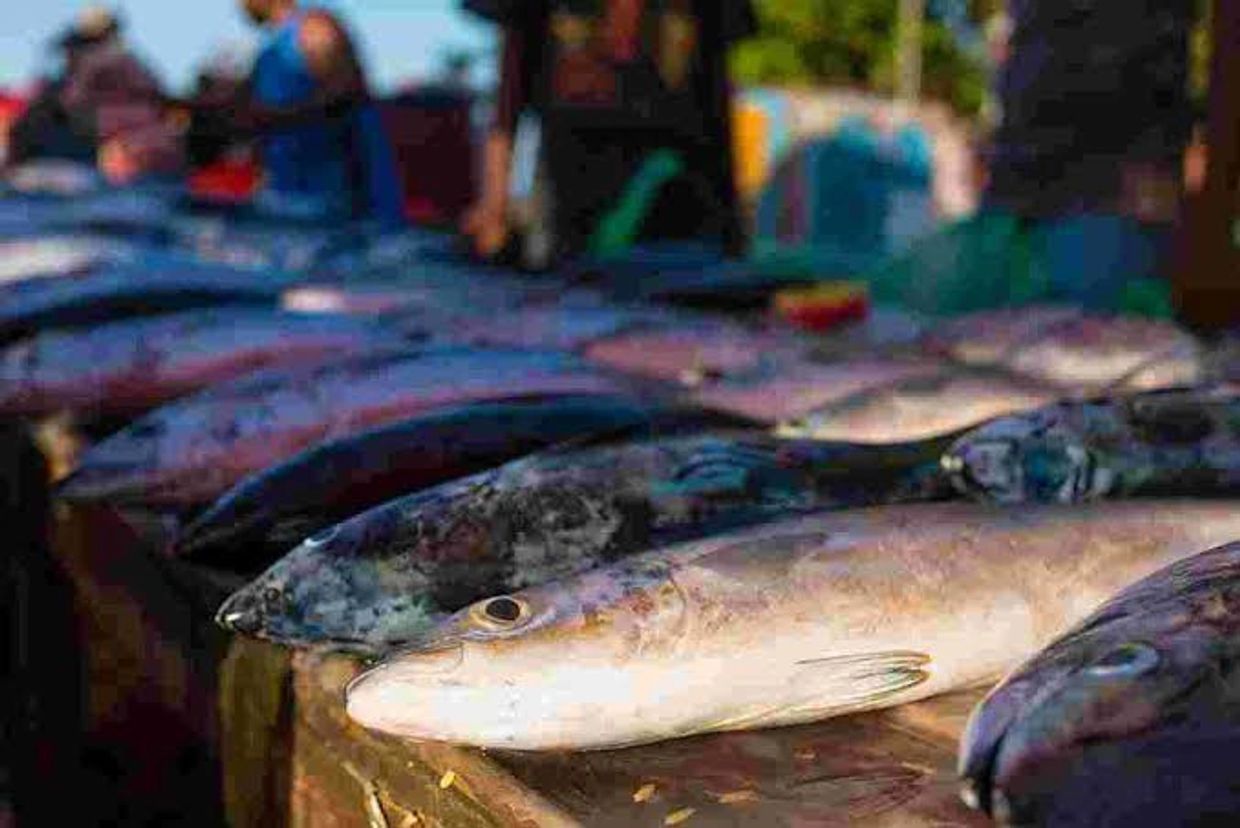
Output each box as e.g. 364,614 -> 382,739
7,7 -> 183,179
185,46 -> 254,169
20,7 -> 182,182
460,0 -> 757,265
182,0 -> 404,225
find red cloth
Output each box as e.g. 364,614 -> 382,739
188,159 -> 260,203
604,0 -> 646,62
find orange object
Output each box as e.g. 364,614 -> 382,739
773,282 -> 871,332
732,102 -> 769,201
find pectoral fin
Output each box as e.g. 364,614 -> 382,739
706,651 -> 932,733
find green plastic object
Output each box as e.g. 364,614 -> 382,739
588,149 -> 685,258
1117,277 -> 1175,319
863,211 -> 1053,317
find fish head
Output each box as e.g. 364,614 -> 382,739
944,408 -> 1107,504
212,469 -> 557,649
960,542 -> 1240,824
215,500 -> 448,650
345,555 -> 688,749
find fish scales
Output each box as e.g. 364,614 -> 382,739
344,500 -> 1240,751
778,368 -> 1063,444
216,433 -> 951,651
0,308 -> 412,418
174,395 -> 688,563
946,386 -> 1240,504
59,348 -> 633,507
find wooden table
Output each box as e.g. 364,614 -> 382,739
19,502 -> 991,827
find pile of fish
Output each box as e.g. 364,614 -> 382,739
6,174 -> 1240,823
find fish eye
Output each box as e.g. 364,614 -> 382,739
470,595 -> 530,630
1085,642 -> 1160,678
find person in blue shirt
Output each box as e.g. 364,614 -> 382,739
182,0 -> 404,225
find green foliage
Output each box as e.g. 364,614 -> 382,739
731,0 -> 990,116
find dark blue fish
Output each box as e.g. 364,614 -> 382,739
175,394 -> 738,565
960,540 -> 1240,826
0,254 -> 295,344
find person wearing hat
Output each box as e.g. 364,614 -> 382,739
6,6 -> 172,173
182,0 -> 404,224
459,0 -> 757,266
7,7 -> 185,182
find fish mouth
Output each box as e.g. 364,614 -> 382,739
943,438 -> 1022,503
958,680 -> 1031,823
344,643 -> 466,733
958,675 -> 1084,826
215,590 -> 266,636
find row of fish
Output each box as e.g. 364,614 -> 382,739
7,182 -> 1240,824
208,388 -> 1239,652
13,306 -> 1230,501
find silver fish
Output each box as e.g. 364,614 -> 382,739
945,386 -> 1240,504
0,234 -> 132,284
1001,315 -> 1203,392
0,255 -> 294,344
776,369 -> 1062,444
959,540 -> 1240,826
919,306 -> 1085,366
921,309 -> 1204,392
582,319 -> 811,385
0,308 -> 412,418
344,500 -> 1240,751
689,355 -> 949,424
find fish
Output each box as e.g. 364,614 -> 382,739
581,319 -> 810,385
0,234 -> 133,284
0,308 -> 415,419
1001,315 -> 1203,392
921,309 -> 1204,392
0,255 -> 294,344
688,355 -> 949,424
282,284 -> 444,317
175,394 -> 717,563
919,307 -> 1086,366
42,187 -> 178,239
945,386 -> 1240,504
57,347 -> 637,508
445,302 -> 666,352
776,369 -> 1063,444
215,432 -> 952,652
958,540 -> 1240,826
343,500 -> 1240,751
4,160 -> 102,196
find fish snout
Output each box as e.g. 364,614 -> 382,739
944,439 -> 1021,503
958,680 -> 1030,818
216,576 -> 296,635
215,591 -> 266,635
345,643 -> 467,734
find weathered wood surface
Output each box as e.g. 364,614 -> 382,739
32,502 -> 992,827
291,652 -> 989,828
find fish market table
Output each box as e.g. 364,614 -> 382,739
21,503 -> 990,827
